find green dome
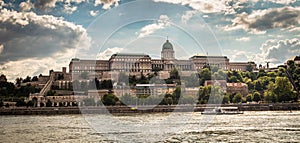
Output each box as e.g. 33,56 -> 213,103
162,40 -> 173,50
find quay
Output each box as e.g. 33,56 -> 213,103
0,103 -> 300,115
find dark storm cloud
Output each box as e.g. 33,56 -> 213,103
249,7 -> 300,31
0,8 -> 91,64
227,6 -> 300,33
34,0 -> 57,11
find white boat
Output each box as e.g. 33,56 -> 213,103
201,107 -> 243,115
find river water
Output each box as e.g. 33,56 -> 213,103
1,111 -> 300,142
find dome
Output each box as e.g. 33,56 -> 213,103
162,40 -> 173,50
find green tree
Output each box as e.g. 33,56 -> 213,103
274,77 -> 296,102
233,93 -> 242,103
222,94 -> 230,104
170,68 -> 180,80
23,76 -> 31,83
16,98 -> 26,107
246,94 -> 252,102
252,92 -> 261,102
32,76 -> 39,81
46,99 -> 52,107
172,87 -> 181,104
199,68 -> 212,85
102,94 -> 119,106
246,63 -> 254,72
26,100 -> 34,107
15,78 -> 22,87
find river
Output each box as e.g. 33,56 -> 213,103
1,111 -> 300,142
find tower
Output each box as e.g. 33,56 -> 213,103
161,39 -> 175,60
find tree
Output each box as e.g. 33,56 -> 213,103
26,100 -> 34,107
274,77 -> 296,102
246,94 -> 252,102
233,93 -> 242,103
102,94 -> 119,106
246,63 -> 254,72
172,87 -> 181,104
16,98 -> 26,107
15,78 -> 22,87
0,100 -> 3,107
0,74 -> 7,82
222,94 -> 230,104
252,92 -> 261,102
23,76 -> 31,83
46,99 -> 52,107
199,68 -> 212,85
170,68 -> 180,80
32,76 -> 38,81
47,90 -> 56,96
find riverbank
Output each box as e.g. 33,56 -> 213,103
0,103 -> 299,115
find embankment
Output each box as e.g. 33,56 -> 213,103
0,103 -> 299,115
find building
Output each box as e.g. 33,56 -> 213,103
226,82 -> 248,96
69,39 -> 256,79
135,84 -> 176,97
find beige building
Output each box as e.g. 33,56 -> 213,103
135,84 -> 176,97
68,40 -> 256,79
226,82 -> 249,96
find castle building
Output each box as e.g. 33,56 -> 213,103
69,40 -> 257,79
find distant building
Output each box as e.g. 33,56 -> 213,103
293,55 -> 300,65
135,84 -> 176,97
226,82 -> 248,96
204,80 -> 248,96
69,40 -> 256,79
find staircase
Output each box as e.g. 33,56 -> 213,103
39,73 -> 55,97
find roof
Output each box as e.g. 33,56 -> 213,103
294,56 -> 300,61
111,53 -> 150,57
190,55 -> 228,59
162,40 -> 173,50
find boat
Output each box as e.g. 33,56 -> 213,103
201,107 -> 243,115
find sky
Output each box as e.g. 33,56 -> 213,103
0,0 -> 300,81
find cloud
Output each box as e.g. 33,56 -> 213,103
19,0 -> 34,12
0,49 -> 75,81
94,0 -> 119,10
63,3 -> 77,14
0,8 -> 91,64
259,38 -> 300,64
97,47 -> 124,60
137,15 -> 171,38
153,0 -> 250,14
222,6 -> 300,34
236,37 -> 250,42
90,10 -> 99,16
225,38 -> 300,66
224,49 -> 252,62
267,0 -> 297,5
34,0 -> 58,11
181,10 -> 197,24
31,0 -> 86,13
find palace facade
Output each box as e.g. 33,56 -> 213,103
69,40 -> 257,79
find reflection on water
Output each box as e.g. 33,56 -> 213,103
1,111 -> 300,142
